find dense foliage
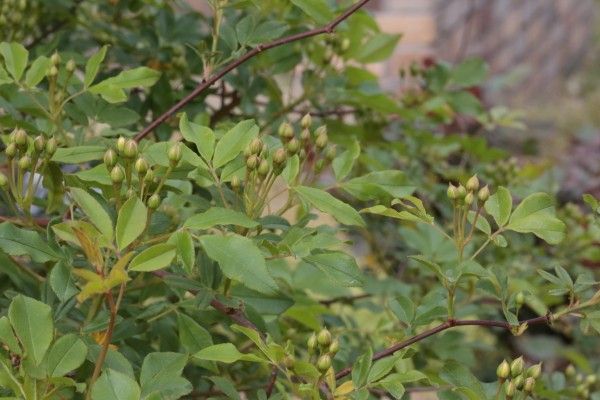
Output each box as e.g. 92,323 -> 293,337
1,0 -> 600,399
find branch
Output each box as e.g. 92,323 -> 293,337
334,315 -> 551,381
134,0 -> 372,142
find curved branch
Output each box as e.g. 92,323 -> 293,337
134,0 -> 372,142
334,315 -> 551,381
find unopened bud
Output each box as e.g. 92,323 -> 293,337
514,375 -> 524,390
167,143 -> 182,165
301,113 -> 312,129
104,149 -> 117,169
18,155 -> 31,170
110,165 -> 125,184
447,183 -> 459,200
317,354 -> 331,372
565,364 -> 576,378
527,363 -> 542,379
5,143 -> 17,159
464,192 -> 474,206
478,185 -> 490,203
457,184 -> 467,199
0,172 -> 7,187
45,137 -> 57,156
466,174 -> 479,192
307,333 -> 317,352
14,129 -> 28,147
123,139 -> 138,158
497,360 -> 510,380
48,66 -> 58,77
147,194 -> 161,209
329,339 -> 339,354
144,169 -> 154,183
341,38 -> 351,52
586,374 -> 597,385
50,52 -> 60,66
317,328 -> 331,347
231,175 -> 241,190
505,380 -> 516,398
273,148 -> 287,166
315,133 -> 328,150
524,377 -> 536,393
315,159 -> 325,173
135,157 -> 149,175
66,59 -> 76,72
286,138 -> 300,155
511,356 -> 524,377
300,128 -> 311,143
515,292 -> 525,307
246,155 -> 259,171
315,125 -> 327,137
116,137 -> 126,154
257,159 -> 269,177
325,145 -> 336,161
283,355 -> 295,369
278,122 -> 294,141
249,138 -> 263,155
33,135 -> 45,153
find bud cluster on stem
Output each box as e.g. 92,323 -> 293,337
305,327 -> 339,377
496,357 -> 543,399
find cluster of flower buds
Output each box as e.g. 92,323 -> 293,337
307,328 -> 339,374
105,137 -> 182,209
484,157 -> 519,187
0,0 -> 40,42
496,357 -> 542,399
244,137 -> 273,179
565,364 -> 597,399
447,174 -> 489,207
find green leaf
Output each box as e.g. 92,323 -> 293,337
199,234 -> 278,295
193,343 -> 263,363
450,58 -> 488,87
295,186 -> 364,227
212,120 -> 258,169
70,187 -> 113,242
46,334 -> 88,377
467,210 -> 491,235
341,170 -> 415,201
184,207 -> 258,230
49,261 -> 78,302
332,140 -> 360,181
168,231 -> 195,273
52,146 -> 106,163
8,295 -> 53,366
439,360 -> 486,400
303,251 -> 363,287
91,369 -> 141,400
282,154 -> 299,184
0,64 -> 12,85
0,42 -> 28,81
505,193 -> 566,244
91,66 -> 160,90
485,186 -> 512,227
85,45 -> 108,87
352,347 -> 373,388
350,33 -> 401,64
177,314 -> 213,353
140,352 -> 192,400
368,354 -> 402,383
0,317 -> 21,355
116,197 -> 147,250
24,56 -> 50,87
209,377 -> 241,400
179,113 -> 215,162
129,244 -> 176,272
0,222 -> 62,262
290,0 -> 333,24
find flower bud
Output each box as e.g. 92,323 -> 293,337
325,145 -> 336,161
457,184 -> 467,199
315,133 -> 328,150
524,377 -> 535,393
126,188 -> 136,199
48,66 -> 58,77
257,159 -> 269,177
565,364 -> 576,378
283,355 -> 295,369
299,149 -> 307,161
50,52 -> 60,66
307,333 -> 317,352
45,137 -> 57,156
260,143 -> 268,156
576,373 -> 584,384
147,194 -> 161,209
135,157 -> 149,175
104,149 -> 118,169
273,148 -> 287,166
18,155 -> 31,170
110,165 -> 125,184
167,143 -> 183,165
526,363 -> 541,379
66,59 -> 76,72
315,125 -> 327,137
14,129 -> 28,147
116,136 -> 126,154
514,375 -> 524,390
317,328 -> 331,347
586,374 -> 597,385
33,135 -> 45,153
0,172 -> 7,187
249,138 -> 263,155
144,168 -> 154,183
505,380 -> 516,398
246,155 -> 259,171
300,128 -> 311,143
464,192 -> 474,206
447,183 -> 459,200
341,38 -> 351,52
466,174 -> 479,192
123,139 -> 138,158
301,113 -> 312,129
5,143 -> 17,159
329,339 -> 339,355
497,360 -> 510,380
478,185 -> 490,204
511,356 -> 524,377
317,354 -> 331,372
231,175 -> 241,190
278,122 -> 294,141
286,138 -> 300,155
516,292 -> 525,307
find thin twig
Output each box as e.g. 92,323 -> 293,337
134,0 -> 372,142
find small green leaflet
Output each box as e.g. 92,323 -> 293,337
193,343 -> 265,363
116,197 -> 147,250
184,207 -> 258,230
129,244 -> 176,272
505,192 -> 566,244
0,222 -> 62,262
294,186 -> 364,227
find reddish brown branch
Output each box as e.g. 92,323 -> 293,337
134,0 -> 372,142
334,315 -> 551,381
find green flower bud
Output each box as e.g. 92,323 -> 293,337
135,157 -> 149,175
307,333 -> 317,352
511,356 -> 524,378
14,129 -> 28,147
278,122 -> 294,141
447,183 -> 459,200
243,147 -> 252,158
315,159 -> 325,173
300,128 -> 311,143
0,172 -> 8,187
516,292 -> 525,307
317,354 -> 331,372
249,138 -> 263,155
341,37 -> 351,52
116,136 -> 126,154
147,194 -> 161,209
317,328 -> 331,347
257,159 -> 269,177
126,188 -> 136,199
329,339 -> 339,354
315,133 -> 328,150
50,52 -> 60,66
273,148 -> 287,166
104,149 -> 118,169
301,113 -> 312,129
325,145 -> 336,161
565,364 -> 576,378
231,175 -> 241,190
123,139 -> 138,158
315,125 -> 327,137
524,377 -> 535,393
110,165 -> 125,184
576,373 -> 584,384
246,155 -> 259,171
497,360 -> 510,380
144,168 -> 155,183
167,143 -> 183,165
514,375 -> 524,390
464,192 -> 474,206
526,363 -> 541,380
18,155 -> 31,170
478,185 -> 490,204
283,355 -> 295,369
48,65 -> 58,77
260,143 -> 268,156
5,143 -> 17,159
466,174 -> 479,192
299,149 -> 307,161
33,135 -> 45,153
505,380 -> 516,398
45,137 -> 57,156
586,374 -> 597,385
66,59 -> 76,72
457,184 -> 467,199
286,138 -> 300,155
